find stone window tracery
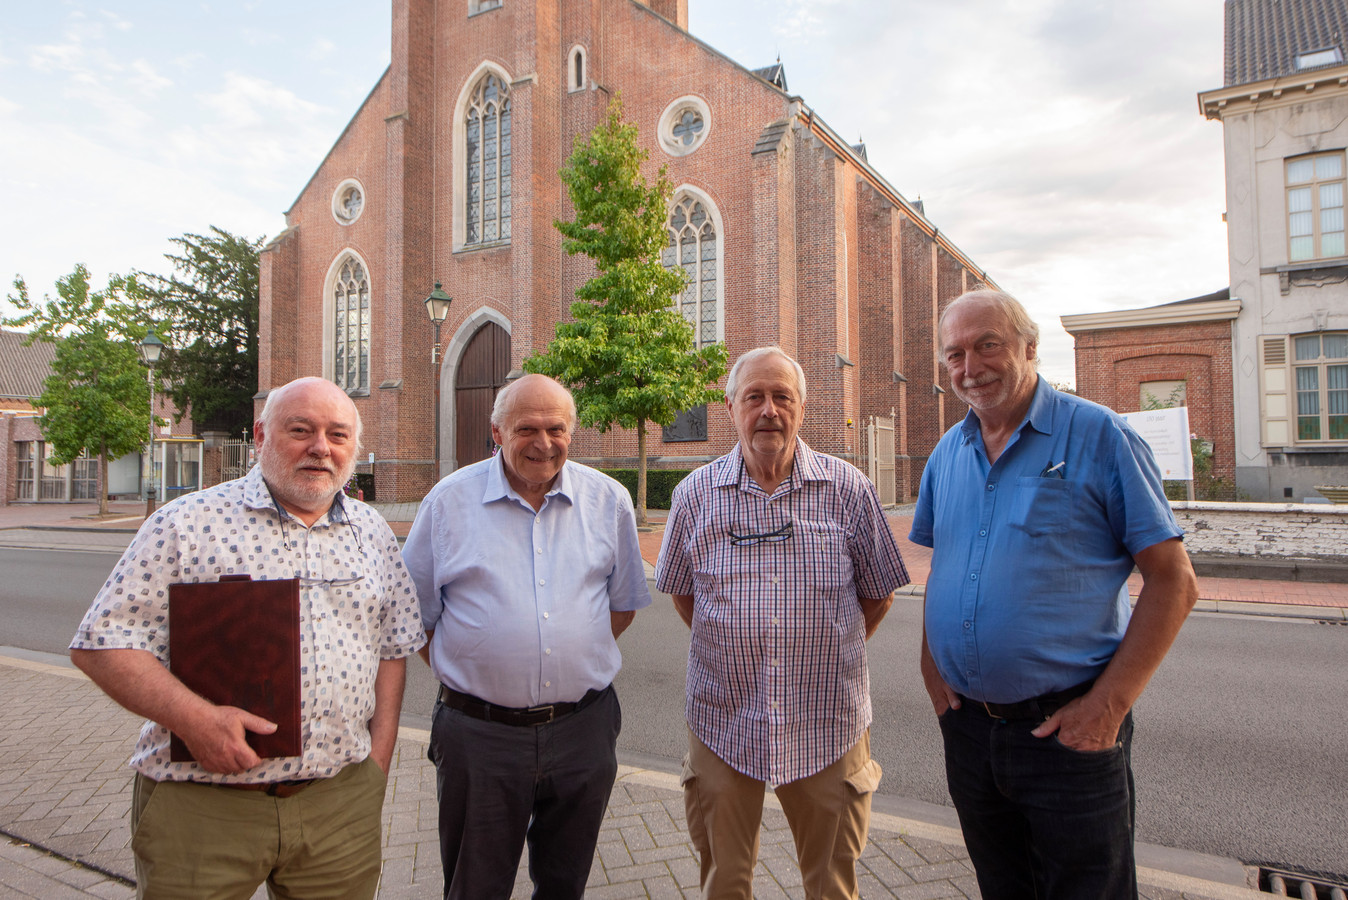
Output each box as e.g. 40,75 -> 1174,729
465,73 -> 512,245
663,194 -> 719,348
333,257 -> 370,394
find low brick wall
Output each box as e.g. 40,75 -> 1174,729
1172,501 -> 1348,561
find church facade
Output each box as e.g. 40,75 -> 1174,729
259,0 -> 995,502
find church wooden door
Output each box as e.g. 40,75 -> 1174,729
454,322 -> 511,468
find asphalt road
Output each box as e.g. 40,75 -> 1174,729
9,547 -> 1346,879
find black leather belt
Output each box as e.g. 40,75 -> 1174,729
437,684 -> 607,727
962,679 -> 1095,721
220,778 -> 320,798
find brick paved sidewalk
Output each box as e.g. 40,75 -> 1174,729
0,654 -> 1263,900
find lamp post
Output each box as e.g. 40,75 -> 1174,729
139,330 -> 165,517
424,282 -> 453,481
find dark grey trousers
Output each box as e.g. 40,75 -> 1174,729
427,685 -> 621,900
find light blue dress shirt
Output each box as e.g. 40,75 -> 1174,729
909,377 -> 1183,704
403,455 -> 652,709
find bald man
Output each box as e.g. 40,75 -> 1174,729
405,374 -> 652,900
71,376 -> 425,900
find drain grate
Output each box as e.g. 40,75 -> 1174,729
1257,866 -> 1348,898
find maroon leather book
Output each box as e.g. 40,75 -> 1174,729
168,574 -> 302,762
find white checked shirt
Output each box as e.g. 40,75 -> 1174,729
70,466 -> 425,784
656,440 -> 908,784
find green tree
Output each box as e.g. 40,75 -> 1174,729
5,266 -> 153,516
134,227 -> 263,434
525,96 -> 727,525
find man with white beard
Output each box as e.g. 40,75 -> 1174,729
71,376 -> 423,899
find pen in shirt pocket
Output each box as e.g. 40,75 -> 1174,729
1040,461 -> 1066,478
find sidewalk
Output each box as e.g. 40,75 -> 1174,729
0,651 -> 1264,900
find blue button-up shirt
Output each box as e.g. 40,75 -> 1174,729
909,378 -> 1182,704
404,455 -> 651,709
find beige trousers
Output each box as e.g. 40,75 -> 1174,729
681,728 -> 882,899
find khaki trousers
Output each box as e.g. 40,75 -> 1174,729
682,729 -> 882,900
130,756 -> 387,900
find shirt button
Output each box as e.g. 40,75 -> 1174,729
538,579 -> 546,586
545,680 -> 551,687
545,648 -> 552,655
979,529 -> 987,537
986,483 -> 995,491
543,612 -> 550,619
535,547 -> 542,554
772,617 -> 779,625
970,573 -> 977,581
771,577 -> 779,584
963,621 -> 972,629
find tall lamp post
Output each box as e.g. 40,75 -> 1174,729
139,330 -> 165,517
424,283 -> 453,481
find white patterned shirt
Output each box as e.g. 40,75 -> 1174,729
655,440 -> 908,784
70,466 -> 425,784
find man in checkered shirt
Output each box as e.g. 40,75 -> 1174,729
656,346 -> 909,899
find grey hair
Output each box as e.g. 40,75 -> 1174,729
490,374 -> 579,432
259,376 -> 364,449
725,347 -> 808,403
938,289 -> 1040,362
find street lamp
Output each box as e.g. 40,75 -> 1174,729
139,330 -> 165,517
424,282 -> 453,480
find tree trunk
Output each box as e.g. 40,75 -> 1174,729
636,419 -> 648,527
98,443 -> 109,517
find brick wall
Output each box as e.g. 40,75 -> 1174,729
1174,501 -> 1348,560
1072,320 -> 1236,492
260,0 -> 997,501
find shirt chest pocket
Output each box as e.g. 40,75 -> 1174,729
1008,477 -> 1075,538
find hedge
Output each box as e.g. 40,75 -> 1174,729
599,468 -> 695,510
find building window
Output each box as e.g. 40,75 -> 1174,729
15,441 -> 34,500
334,257 -> 370,395
1294,333 -> 1348,441
72,449 -> 97,500
469,0 -> 502,13
658,96 -> 710,157
1286,151 -> 1345,261
1296,47 -> 1343,69
568,45 -> 587,93
332,179 -> 364,226
1140,380 -> 1187,410
465,73 -> 512,246
663,193 -> 719,347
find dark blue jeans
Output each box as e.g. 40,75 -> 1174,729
428,685 -> 621,900
938,702 -> 1137,900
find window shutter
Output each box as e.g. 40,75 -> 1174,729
1261,336 -> 1290,445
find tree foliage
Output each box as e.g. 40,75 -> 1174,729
525,95 -> 727,523
4,266 -> 152,516
134,227 -> 262,434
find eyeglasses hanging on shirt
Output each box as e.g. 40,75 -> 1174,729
266,483 -> 368,587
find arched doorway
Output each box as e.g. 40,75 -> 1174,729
454,322 -> 511,468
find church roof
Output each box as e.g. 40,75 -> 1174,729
0,329 -> 56,403
1223,0 -> 1348,86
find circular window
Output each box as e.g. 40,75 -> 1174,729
658,96 -> 710,157
332,178 -> 365,226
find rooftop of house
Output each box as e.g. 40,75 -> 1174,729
0,329 -> 56,404
1225,0 -> 1348,86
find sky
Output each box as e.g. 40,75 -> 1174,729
0,0 -> 1231,386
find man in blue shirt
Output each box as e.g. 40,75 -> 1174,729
403,374 -> 652,899
910,290 -> 1198,900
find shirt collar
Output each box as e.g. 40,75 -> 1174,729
712,438 -> 833,491
482,452 -> 575,506
959,375 -> 1057,444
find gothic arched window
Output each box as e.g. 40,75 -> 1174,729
333,257 -> 370,394
663,194 -> 719,348
465,73 -> 512,245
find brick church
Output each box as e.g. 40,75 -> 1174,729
258,0 -> 996,503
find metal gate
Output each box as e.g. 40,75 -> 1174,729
866,413 -> 897,506
221,438 -> 253,483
